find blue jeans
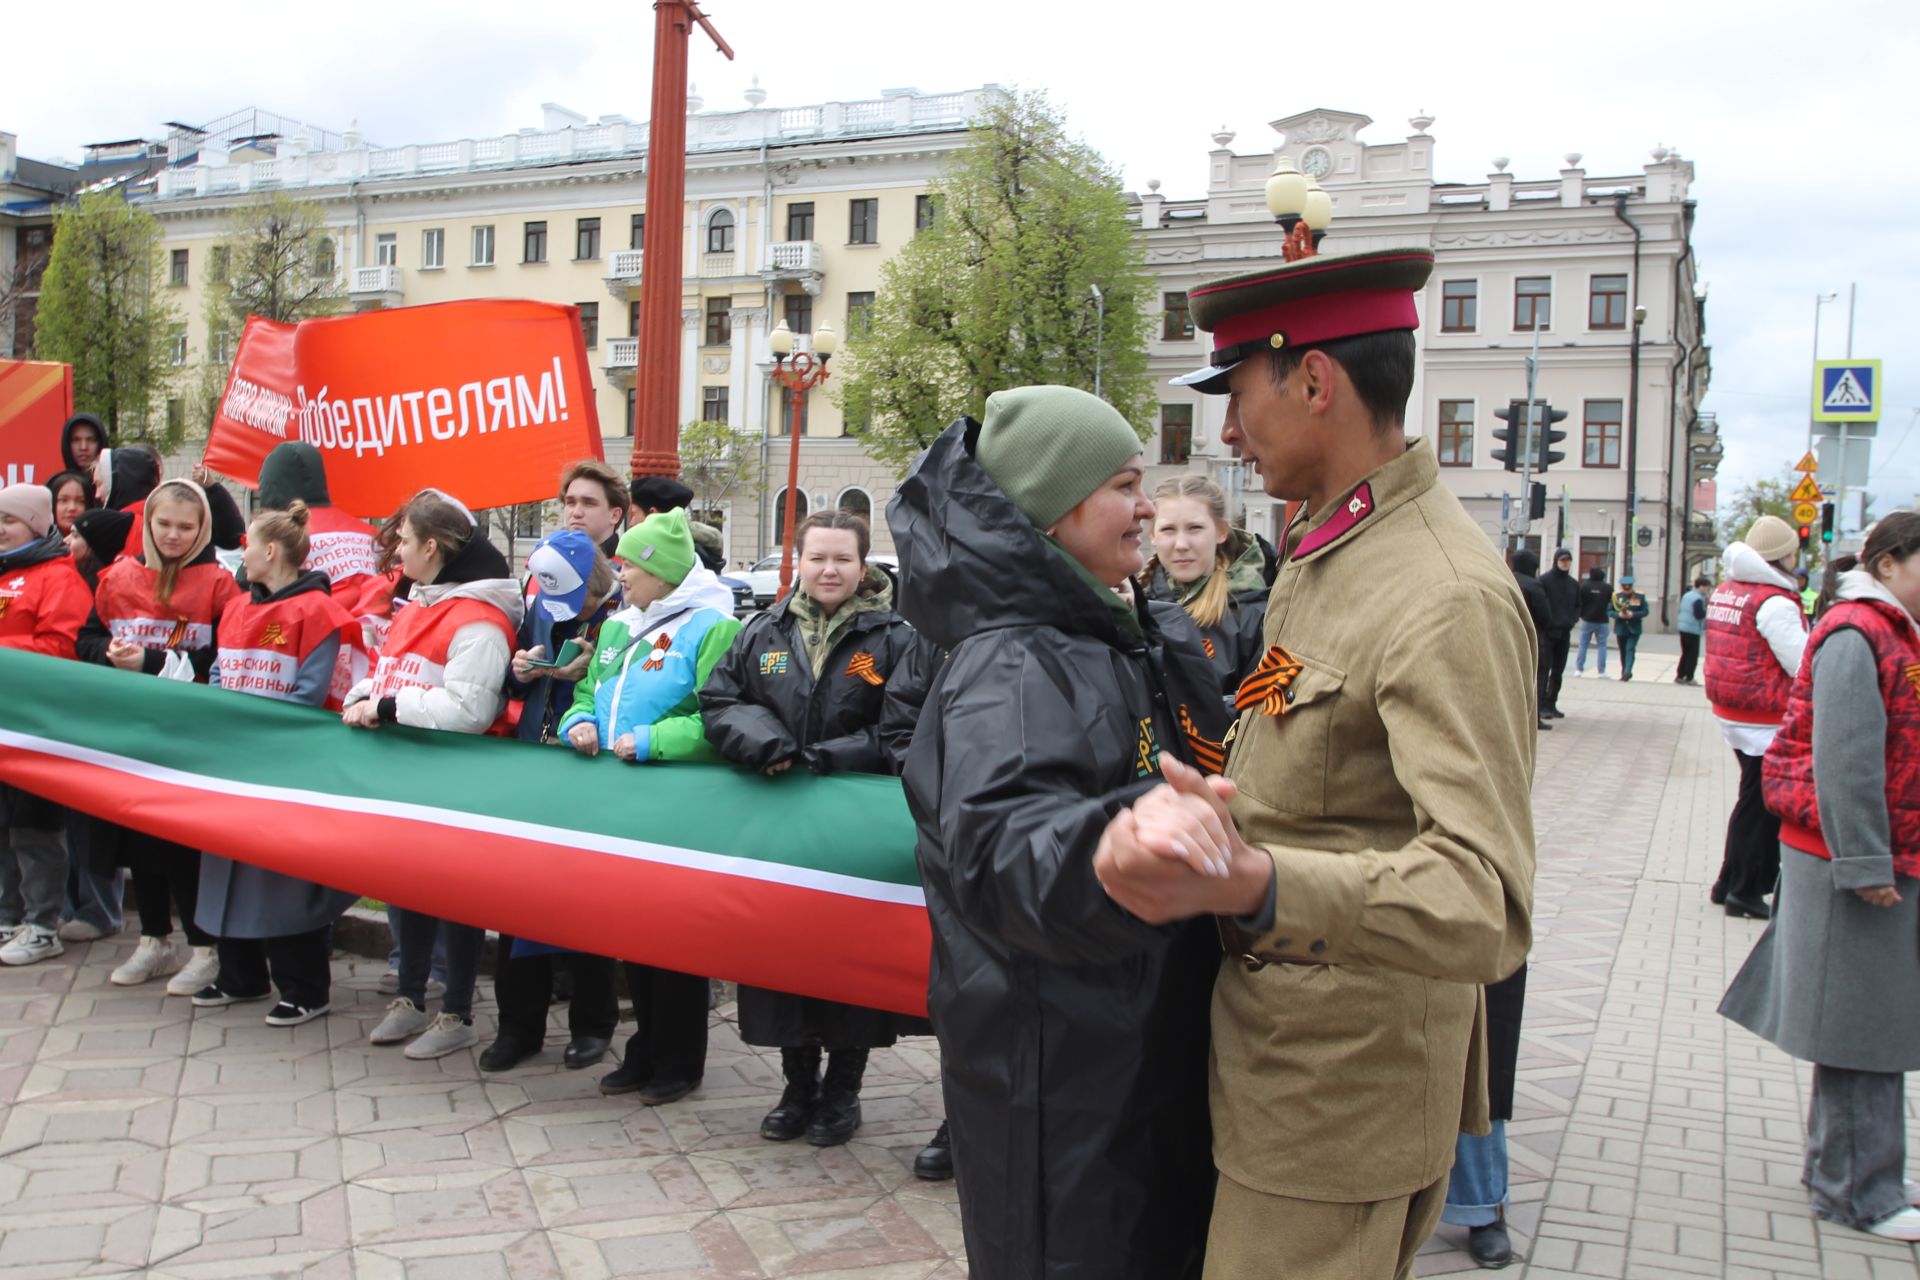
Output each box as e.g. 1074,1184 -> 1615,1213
1442,1122 -> 1508,1227
1575,620 -> 1609,673
386,905 -> 448,983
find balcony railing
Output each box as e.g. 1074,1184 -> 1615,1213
761,241 -> 822,274
349,264 -> 403,305
604,337 -> 639,371
603,249 -> 643,299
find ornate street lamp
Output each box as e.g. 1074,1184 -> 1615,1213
768,318 -> 839,596
1266,156 -> 1333,261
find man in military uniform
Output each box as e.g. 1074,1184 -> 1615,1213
1094,246 -> 1537,1279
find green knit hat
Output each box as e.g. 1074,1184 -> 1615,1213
614,509 -> 696,585
975,386 -> 1145,530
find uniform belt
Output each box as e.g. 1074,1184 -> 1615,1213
1215,917 -> 1314,972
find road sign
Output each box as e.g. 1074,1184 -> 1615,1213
1793,451 -> 1820,472
1790,474 -> 1824,504
1813,359 -> 1881,422
1793,501 -> 1819,525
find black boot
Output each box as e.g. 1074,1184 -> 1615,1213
761,1046 -> 821,1142
1467,1208 -> 1513,1268
912,1119 -> 953,1180
806,1048 -> 867,1146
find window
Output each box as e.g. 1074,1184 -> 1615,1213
704,296 -> 731,346
167,327 -> 187,365
837,487 -> 872,525
1162,292 -> 1194,341
1578,536 -> 1614,579
622,388 -> 636,438
375,233 -> 397,267
1440,280 -> 1476,332
314,237 -> 336,278
1583,399 -> 1624,467
844,400 -> 871,436
772,488 -> 810,539
1159,404 -> 1194,465
784,292 -> 812,336
702,385 -> 730,423
170,249 -> 188,286
523,220 -> 547,264
915,194 -> 938,233
706,209 -> 735,254
575,217 -> 601,261
1437,399 -> 1474,467
1513,276 -> 1550,331
513,504 -> 543,538
421,228 -> 444,269
849,198 -> 878,244
471,225 -> 495,266
629,299 -> 641,337
166,399 -> 184,435
1590,274 -> 1629,330
577,302 -> 598,349
786,202 -> 814,242
777,385 -> 810,435
846,291 -> 875,336
210,328 -> 232,365
209,245 -> 230,283
630,213 -> 646,250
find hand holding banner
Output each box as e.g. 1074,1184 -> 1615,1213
204,300 -> 604,517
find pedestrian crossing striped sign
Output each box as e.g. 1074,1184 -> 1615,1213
1813,360 -> 1881,422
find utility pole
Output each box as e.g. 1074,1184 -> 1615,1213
1089,283 -> 1105,400
1513,312 -> 1544,554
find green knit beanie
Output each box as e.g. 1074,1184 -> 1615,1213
975,386 -> 1145,530
614,509 -> 696,585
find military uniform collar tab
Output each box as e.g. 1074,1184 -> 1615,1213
1288,438 -> 1437,563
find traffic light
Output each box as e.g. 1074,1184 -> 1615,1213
1532,403 -> 1569,473
1528,482 -> 1547,522
1798,522 -> 1812,549
1820,502 -> 1835,544
1491,403 -> 1523,473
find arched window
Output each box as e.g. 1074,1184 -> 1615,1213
314,237 -> 336,278
836,486 -> 872,528
706,208 -> 735,254
771,487 -> 809,542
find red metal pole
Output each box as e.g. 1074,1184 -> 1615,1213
773,353 -> 825,596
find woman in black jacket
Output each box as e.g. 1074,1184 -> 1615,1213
700,511 -> 919,1147
1139,473 -> 1269,701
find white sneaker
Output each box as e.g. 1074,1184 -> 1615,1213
57,919 -> 112,942
1905,1179 -> 1920,1207
404,1012 -> 479,1060
1867,1207 -> 1920,1241
0,928 -> 63,966
110,936 -> 182,986
369,998 -> 432,1045
165,946 -> 221,996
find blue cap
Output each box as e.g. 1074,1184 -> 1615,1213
527,529 -> 596,621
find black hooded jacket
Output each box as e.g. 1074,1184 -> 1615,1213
886,418 -> 1226,1280
1510,549 -> 1552,640
61,413 -> 110,476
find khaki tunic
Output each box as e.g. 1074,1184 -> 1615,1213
1214,439 -> 1537,1204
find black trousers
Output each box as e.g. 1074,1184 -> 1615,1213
494,937 -> 618,1044
215,929 -> 332,1009
1677,632 -> 1702,682
1541,627 -> 1572,712
618,962 -> 709,1083
129,838 -> 212,946
1715,749 -> 1782,902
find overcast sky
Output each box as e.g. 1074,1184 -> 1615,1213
10,0 -> 1917,521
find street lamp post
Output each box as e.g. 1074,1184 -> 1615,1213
768,318 -> 839,597
1623,303 -> 1647,582
1264,155 -> 1333,262
1089,283 -> 1105,400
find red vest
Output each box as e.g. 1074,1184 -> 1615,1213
370,594 -> 516,707
216,589 -> 366,711
1703,579 -> 1803,724
0,556 -> 91,660
302,505 -> 392,629
1763,598 -> 1920,876
94,558 -> 243,661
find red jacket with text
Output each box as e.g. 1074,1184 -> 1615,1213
0,555 -> 91,660
1704,580 -> 1803,724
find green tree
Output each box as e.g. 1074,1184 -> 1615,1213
834,90 -> 1155,472
678,416 -> 762,524
1718,477 -> 1824,572
33,191 -> 179,442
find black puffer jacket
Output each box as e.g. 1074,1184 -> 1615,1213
1510,549 -> 1552,644
887,417 -> 1227,1280
700,565 -> 917,775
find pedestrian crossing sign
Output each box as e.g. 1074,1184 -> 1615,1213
1813,359 -> 1881,422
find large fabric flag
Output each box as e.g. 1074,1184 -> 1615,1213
0,650 -> 931,1016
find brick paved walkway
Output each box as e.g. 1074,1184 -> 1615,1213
2,650 -> 1916,1277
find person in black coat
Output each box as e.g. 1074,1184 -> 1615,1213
1574,565 -> 1615,677
1441,964 -> 1529,1266
1511,549 -> 1553,731
1138,474 -> 1270,705
886,388 -> 1231,1280
700,511 -> 920,1147
1538,547 -> 1581,718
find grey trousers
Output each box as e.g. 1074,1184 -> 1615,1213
1807,1064 -> 1908,1229
1,827 -> 69,931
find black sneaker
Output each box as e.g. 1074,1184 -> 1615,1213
192,985 -> 271,1008
264,1002 -> 328,1027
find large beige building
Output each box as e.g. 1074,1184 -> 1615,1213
1137,109 -> 1714,627
135,88 -> 1003,564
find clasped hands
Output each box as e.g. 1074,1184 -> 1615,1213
1093,756 -> 1273,925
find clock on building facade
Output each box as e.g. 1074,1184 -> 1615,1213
1300,147 -> 1333,178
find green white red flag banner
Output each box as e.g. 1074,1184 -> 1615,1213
0,650 -> 931,1016
201,300 -> 604,518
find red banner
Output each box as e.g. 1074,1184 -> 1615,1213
0,359 -> 72,488
203,300 -> 604,518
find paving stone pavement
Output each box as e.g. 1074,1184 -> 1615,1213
2,647 -> 1916,1278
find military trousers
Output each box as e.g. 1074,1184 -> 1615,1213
1203,1170 -> 1450,1280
